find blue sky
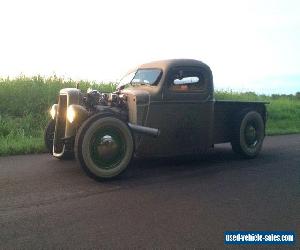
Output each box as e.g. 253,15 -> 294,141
0,0 -> 299,94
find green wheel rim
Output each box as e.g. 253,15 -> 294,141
244,122 -> 258,148
89,127 -> 126,169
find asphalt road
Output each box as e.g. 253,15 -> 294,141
0,135 -> 299,249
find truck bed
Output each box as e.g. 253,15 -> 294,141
213,100 -> 268,144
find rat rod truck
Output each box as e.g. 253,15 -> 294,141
45,59 -> 268,180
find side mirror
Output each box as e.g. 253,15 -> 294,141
173,76 -> 199,85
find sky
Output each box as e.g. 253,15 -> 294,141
0,0 -> 299,94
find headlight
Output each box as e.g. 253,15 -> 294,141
67,104 -> 89,124
67,105 -> 76,123
50,104 -> 58,120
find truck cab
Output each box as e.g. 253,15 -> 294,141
122,59 -> 214,157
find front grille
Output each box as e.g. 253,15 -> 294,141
54,94 -> 67,153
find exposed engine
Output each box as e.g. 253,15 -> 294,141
84,90 -> 127,110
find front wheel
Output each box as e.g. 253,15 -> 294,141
44,120 -> 55,154
75,115 -> 134,180
231,111 -> 265,158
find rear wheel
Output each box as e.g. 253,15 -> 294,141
231,111 -> 265,158
75,115 -> 134,180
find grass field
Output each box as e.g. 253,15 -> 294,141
0,76 -> 299,156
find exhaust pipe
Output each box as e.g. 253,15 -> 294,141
128,123 -> 160,138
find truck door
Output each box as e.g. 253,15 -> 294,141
158,66 -> 214,155
135,66 -> 214,157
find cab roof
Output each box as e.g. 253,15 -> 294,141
139,59 -> 211,72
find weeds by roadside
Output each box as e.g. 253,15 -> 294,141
0,76 -> 299,156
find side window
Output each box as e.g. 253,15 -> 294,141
169,68 -> 205,92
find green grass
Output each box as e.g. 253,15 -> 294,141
0,77 -> 299,156
265,98 -> 300,135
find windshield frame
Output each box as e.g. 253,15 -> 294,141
117,68 -> 163,90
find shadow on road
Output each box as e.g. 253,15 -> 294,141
45,142 -> 272,190
105,144 -> 260,185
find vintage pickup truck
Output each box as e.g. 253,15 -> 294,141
45,59 -> 267,180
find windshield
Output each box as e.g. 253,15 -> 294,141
117,68 -> 161,89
